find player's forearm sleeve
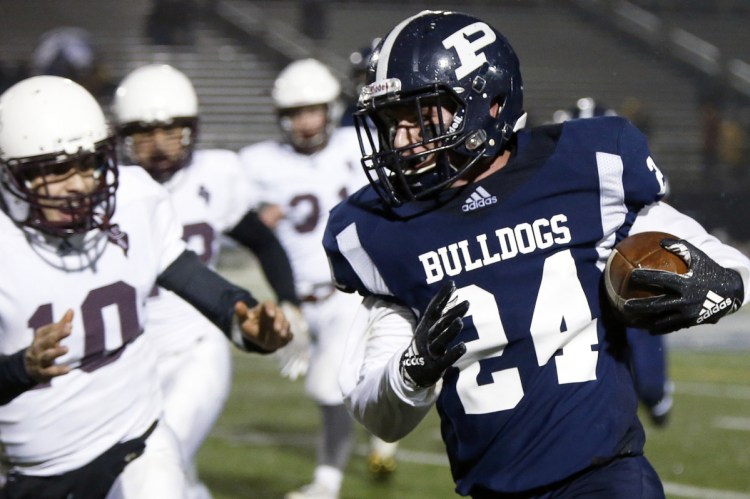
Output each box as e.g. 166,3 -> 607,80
0,350 -> 36,405
340,297 -> 437,441
348,353 -> 439,442
227,210 -> 299,305
156,250 -> 263,350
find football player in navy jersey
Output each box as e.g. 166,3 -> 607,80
322,10 -> 750,498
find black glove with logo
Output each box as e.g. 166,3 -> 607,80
623,238 -> 744,334
400,280 -> 470,389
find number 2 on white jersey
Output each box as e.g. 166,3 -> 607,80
454,249 -> 598,415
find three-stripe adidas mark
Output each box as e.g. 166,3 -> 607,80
697,290 -> 733,324
401,344 -> 425,367
461,186 -> 497,212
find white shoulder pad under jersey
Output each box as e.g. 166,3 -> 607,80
0,165 -> 186,475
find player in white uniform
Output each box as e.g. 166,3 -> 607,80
239,59 -> 396,499
111,64 -> 302,499
0,76 -> 291,499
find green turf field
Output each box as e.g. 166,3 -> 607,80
196,347 -> 750,499
205,256 -> 750,498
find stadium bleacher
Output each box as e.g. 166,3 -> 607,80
1,0 -> 748,238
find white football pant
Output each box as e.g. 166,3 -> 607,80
106,421 -> 187,499
157,329 -> 233,461
303,290 -> 362,405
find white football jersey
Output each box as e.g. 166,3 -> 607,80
238,127 -> 367,297
144,149 -> 254,354
0,166 -> 186,475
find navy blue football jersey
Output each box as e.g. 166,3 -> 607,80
323,116 -> 667,494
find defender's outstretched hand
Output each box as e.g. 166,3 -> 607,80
400,280 -> 470,389
25,309 -> 73,383
235,301 -> 293,353
274,302 -> 311,380
623,238 -> 744,333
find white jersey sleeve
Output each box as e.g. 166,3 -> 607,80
631,201 -> 750,305
339,296 -> 438,442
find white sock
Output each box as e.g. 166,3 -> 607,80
370,436 -> 398,459
313,465 -> 343,493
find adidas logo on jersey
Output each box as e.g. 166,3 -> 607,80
462,186 -> 497,212
696,290 -> 732,324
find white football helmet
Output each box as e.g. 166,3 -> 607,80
272,58 -> 341,109
272,58 -> 342,151
0,75 -> 118,237
112,64 -> 198,181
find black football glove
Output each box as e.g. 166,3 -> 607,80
623,238 -> 744,334
400,280 -> 470,389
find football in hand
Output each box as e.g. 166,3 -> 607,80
604,231 -> 688,316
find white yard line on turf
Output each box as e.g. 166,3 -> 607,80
663,482 -> 750,499
713,416 -> 750,432
676,381 -> 750,400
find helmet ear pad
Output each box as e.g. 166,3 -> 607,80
0,167 -> 31,224
452,63 -> 525,159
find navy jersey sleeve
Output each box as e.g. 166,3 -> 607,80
0,350 -> 36,404
323,186 -> 402,303
617,118 -> 668,207
570,116 -> 666,241
323,200 -> 371,297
